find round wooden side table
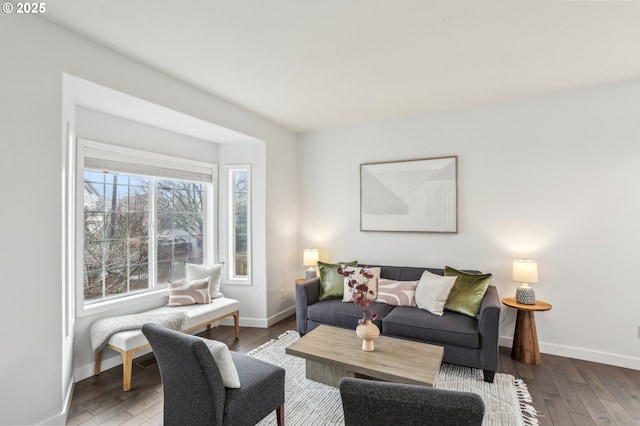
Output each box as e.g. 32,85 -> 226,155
295,278 -> 305,285
501,297 -> 552,365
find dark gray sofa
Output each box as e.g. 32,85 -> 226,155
295,265 -> 501,382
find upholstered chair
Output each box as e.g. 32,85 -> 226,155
339,377 -> 484,426
142,323 -> 285,426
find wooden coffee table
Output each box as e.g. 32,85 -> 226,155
285,325 -> 444,387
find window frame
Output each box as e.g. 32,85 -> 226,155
74,139 -> 217,317
225,164 -> 252,285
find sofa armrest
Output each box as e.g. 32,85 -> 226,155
295,278 -> 321,335
477,285 -> 501,373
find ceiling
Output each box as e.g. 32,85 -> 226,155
43,1 -> 640,133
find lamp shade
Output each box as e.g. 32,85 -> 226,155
303,249 -> 319,267
512,259 -> 538,284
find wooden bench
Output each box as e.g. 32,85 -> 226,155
94,297 -> 240,391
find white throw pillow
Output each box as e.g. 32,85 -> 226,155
342,266 -> 381,302
195,336 -> 241,388
186,263 -> 224,299
415,270 -> 457,316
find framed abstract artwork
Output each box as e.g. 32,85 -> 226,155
360,156 -> 457,233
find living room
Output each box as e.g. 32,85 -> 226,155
1,2 -> 640,425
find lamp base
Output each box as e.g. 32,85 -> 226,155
305,269 -> 317,280
516,286 -> 536,305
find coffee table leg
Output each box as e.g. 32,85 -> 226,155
306,360 -> 355,387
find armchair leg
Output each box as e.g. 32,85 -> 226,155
483,369 -> 495,383
276,404 -> 284,426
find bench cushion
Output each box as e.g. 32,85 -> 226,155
107,297 -> 240,352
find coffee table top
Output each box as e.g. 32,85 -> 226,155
285,325 -> 444,387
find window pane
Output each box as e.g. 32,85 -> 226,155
129,186 -> 148,212
104,183 -> 129,212
105,266 -> 128,296
84,270 -> 103,301
84,241 -> 103,271
83,170 -> 153,303
230,168 -> 249,279
156,181 -> 204,282
156,260 -> 186,284
82,161 -> 209,305
84,213 -> 104,242
127,212 -> 148,238
128,238 -> 148,264
129,176 -> 149,187
129,264 -> 148,292
235,255 -> 248,276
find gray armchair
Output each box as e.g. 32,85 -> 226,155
339,377 -> 484,426
142,323 -> 285,426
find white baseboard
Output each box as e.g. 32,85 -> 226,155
268,306 -> 296,327
75,346 -> 154,383
40,375 -> 75,425
217,306 -> 296,328
499,336 -> 640,371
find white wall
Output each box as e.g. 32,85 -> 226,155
0,15 -> 297,425
298,80 -> 640,370
76,107 -> 220,162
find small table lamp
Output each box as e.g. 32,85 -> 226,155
512,259 -> 538,305
303,249 -> 319,280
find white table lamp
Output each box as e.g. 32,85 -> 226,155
303,249 -> 319,280
512,259 -> 538,305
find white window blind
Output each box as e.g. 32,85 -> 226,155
83,143 -> 214,183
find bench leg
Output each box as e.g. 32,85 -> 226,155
95,346 -> 134,390
122,350 -> 134,391
233,311 -> 240,339
94,351 -> 102,375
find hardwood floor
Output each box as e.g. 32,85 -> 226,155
67,315 -> 640,425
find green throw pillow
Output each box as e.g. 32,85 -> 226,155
443,266 -> 492,318
318,260 -> 358,300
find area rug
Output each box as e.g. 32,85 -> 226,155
249,330 -> 538,426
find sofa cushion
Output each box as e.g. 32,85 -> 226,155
444,266 -> 492,318
307,298 -> 394,330
381,306 -> 480,349
318,260 -> 358,300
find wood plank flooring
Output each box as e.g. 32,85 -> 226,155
67,315 -> 640,425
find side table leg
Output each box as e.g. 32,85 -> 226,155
511,310 -> 542,365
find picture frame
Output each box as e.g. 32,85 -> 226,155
360,156 -> 457,233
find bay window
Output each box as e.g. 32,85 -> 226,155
78,139 -> 216,309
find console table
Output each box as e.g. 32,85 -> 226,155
501,297 -> 552,365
